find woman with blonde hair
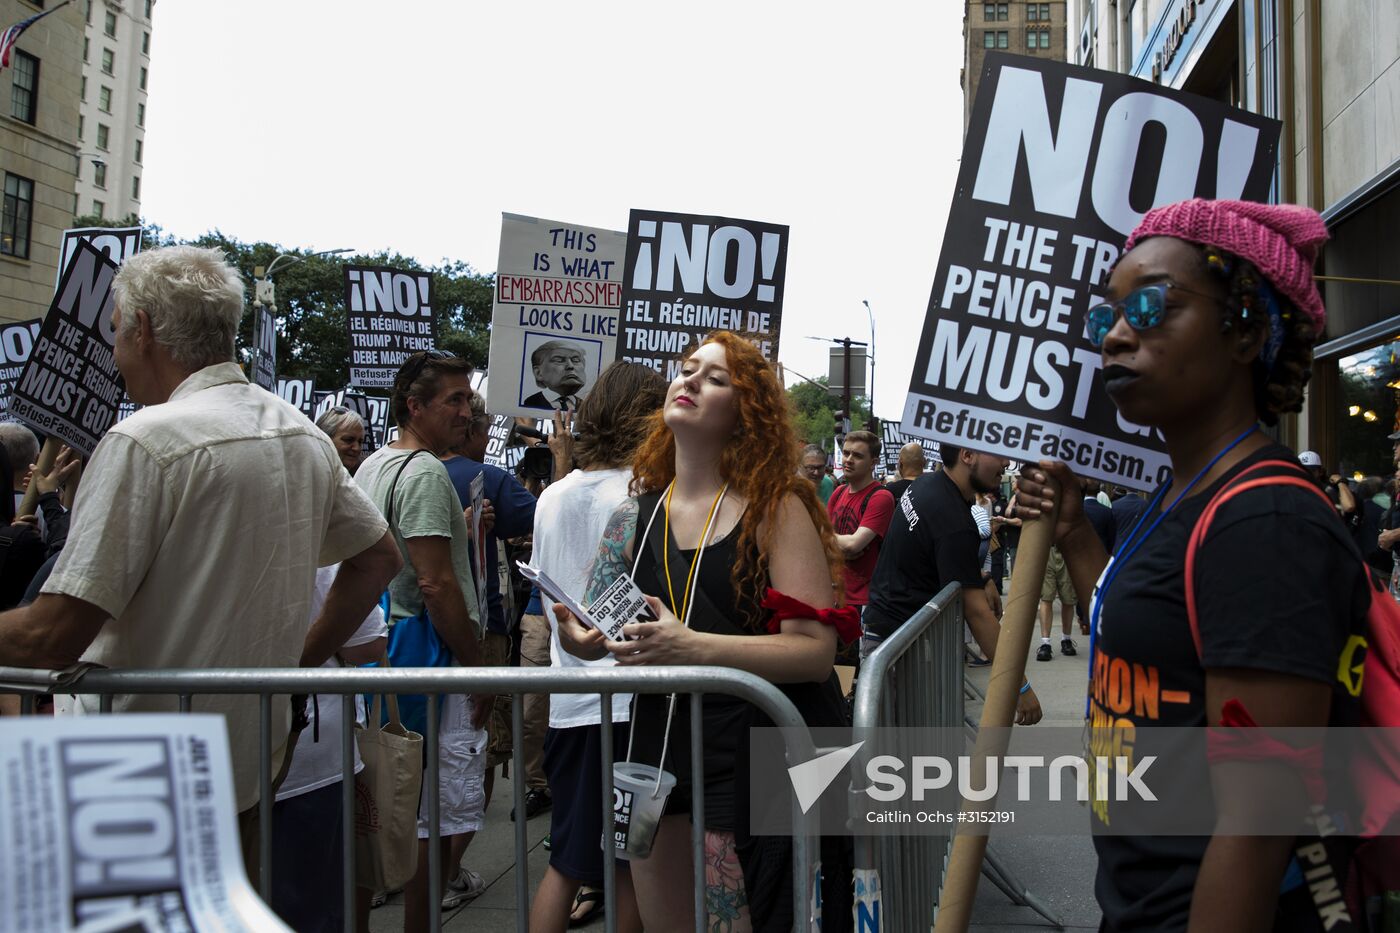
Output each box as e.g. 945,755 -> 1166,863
558,331 -> 857,931
315,405 -> 367,474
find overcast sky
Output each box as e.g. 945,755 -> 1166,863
143,2 -> 966,420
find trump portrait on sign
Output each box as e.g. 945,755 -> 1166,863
520,337 -> 594,411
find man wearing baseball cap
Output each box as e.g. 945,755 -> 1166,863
1298,449 -> 1358,518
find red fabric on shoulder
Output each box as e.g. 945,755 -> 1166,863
762,588 -> 862,645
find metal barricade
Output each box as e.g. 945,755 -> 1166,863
848,583 -> 966,931
0,665 -> 821,933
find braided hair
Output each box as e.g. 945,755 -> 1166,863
1194,244 -> 1316,426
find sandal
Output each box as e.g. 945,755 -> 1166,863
569,887 -> 605,927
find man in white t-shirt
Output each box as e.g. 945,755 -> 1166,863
0,247 -> 400,870
528,361 -> 666,932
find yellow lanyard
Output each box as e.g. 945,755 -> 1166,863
662,483 -> 728,625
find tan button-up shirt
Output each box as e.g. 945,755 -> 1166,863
45,362 -> 388,810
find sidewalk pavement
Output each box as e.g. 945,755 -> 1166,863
368,774 -> 557,932
365,600 -> 1101,931
965,594 -> 1102,931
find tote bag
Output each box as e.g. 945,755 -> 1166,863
354,659 -> 424,892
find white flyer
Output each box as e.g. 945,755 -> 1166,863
469,472 -> 487,626
587,574 -> 656,642
0,713 -> 291,932
516,562 -> 652,642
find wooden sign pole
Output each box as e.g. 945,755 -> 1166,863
933,474 -> 1060,933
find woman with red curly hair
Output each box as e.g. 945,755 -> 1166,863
557,331 -> 855,932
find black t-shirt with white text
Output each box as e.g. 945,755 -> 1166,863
1090,444 -> 1368,932
863,471 -> 984,639
884,478 -> 914,502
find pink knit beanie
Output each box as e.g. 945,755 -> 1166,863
1123,198 -> 1329,336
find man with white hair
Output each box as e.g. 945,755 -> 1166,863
0,246 -> 402,851
0,420 -> 39,513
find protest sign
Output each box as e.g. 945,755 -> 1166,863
483,414 -> 514,468
56,224 -> 142,286
0,318 -> 41,416
619,209 -> 788,377
8,242 -> 125,456
881,421 -> 941,474
344,265 -> 436,388
364,396 -> 389,449
484,416 -> 554,472
486,213 -> 626,418
0,714 -> 290,932
900,53 -> 1280,490
251,303 -> 276,391
276,377 -> 315,416
315,389 -> 389,454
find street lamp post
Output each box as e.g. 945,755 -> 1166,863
862,299 -> 876,431
250,247 -> 354,388
805,334 -> 868,435
253,247 -> 356,307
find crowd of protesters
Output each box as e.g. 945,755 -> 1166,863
0,194 -> 1392,933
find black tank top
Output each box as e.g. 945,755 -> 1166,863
625,491 -> 846,831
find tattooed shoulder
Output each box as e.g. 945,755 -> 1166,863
583,497 -> 639,604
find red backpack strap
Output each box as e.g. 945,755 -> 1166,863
1184,461 -> 1336,659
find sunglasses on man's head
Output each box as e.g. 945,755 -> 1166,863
1083,282 -> 1222,348
396,349 -> 456,386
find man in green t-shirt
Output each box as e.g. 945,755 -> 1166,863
800,443 -> 835,504
355,349 -> 490,928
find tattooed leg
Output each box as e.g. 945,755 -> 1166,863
704,830 -> 751,933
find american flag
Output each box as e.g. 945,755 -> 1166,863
1,0 -> 71,72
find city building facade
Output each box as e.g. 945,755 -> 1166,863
1068,0 -> 1400,478
963,1 -> 1069,130
1,0 -> 84,325
74,0 -> 153,222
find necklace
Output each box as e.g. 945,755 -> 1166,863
1085,424 -> 1259,718
627,481 -> 729,796
662,482 -> 729,624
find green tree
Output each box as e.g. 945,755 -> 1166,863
786,377 -> 871,447
66,216 -> 495,391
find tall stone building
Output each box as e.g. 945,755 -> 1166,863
1,0 -> 84,325
75,0 -> 154,221
963,1 -> 1069,131
1067,0 -> 1400,478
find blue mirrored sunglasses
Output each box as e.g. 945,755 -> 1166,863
1084,282 -> 1221,348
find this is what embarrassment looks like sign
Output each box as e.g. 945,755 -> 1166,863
345,266 -> 436,388
486,214 -> 626,419
9,242 -> 126,456
619,210 -> 788,378
901,54 -> 1280,490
